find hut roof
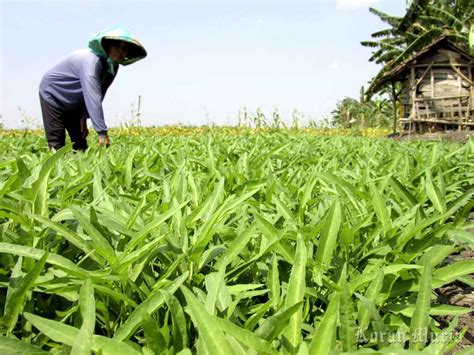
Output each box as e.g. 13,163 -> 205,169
365,36 -> 472,98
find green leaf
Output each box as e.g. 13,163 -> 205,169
0,242 -> 91,279
282,234 -> 307,349
425,169 -> 446,213
24,312 -> 77,346
314,200 -> 342,272
161,291 -> 189,352
72,279 -> 95,355
3,252 -> 48,334
126,195 -> 147,230
447,228 -> 474,248
126,200 -> 188,252
24,313 -> 141,354
5,256 -> 23,311
255,302 -> 303,341
142,316 -> 165,355
30,148 -> 67,216
114,272 -> 188,341
181,286 -> 236,355
205,268 -> 226,315
0,336 -> 48,354
410,258 -> 432,350
370,183 -> 392,231
124,147 -> 139,189
33,214 -> 105,265
432,261 -> 474,288
309,292 -> 340,354
187,177 -> 224,224
70,206 -> 117,266
388,304 -> 471,318
215,225 -> 256,270
215,317 -> 276,354
357,269 -> 384,331
267,254 -> 280,309
389,176 -> 417,207
254,211 -> 294,263
339,279 -> 356,352
355,292 -> 386,336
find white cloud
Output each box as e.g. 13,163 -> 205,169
336,0 -> 380,9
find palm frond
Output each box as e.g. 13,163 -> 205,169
360,41 -> 381,48
369,7 -> 402,27
426,5 -> 466,29
391,28 -> 443,66
371,28 -> 396,38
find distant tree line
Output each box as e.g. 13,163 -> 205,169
331,88 -> 392,129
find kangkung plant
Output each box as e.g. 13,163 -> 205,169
0,132 -> 473,354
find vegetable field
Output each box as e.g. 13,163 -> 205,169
0,131 -> 473,354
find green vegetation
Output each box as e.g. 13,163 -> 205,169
362,0 -> 472,67
1,132 -> 473,353
331,91 -> 392,130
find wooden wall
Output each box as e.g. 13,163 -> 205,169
398,47 -> 473,127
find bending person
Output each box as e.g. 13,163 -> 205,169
39,26 -> 147,150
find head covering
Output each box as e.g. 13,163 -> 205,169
88,25 -> 147,75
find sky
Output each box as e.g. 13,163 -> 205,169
0,0 -> 407,129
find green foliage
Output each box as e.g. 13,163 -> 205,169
0,132 -> 473,353
363,0 -> 472,70
331,95 -> 392,129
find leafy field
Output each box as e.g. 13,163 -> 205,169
0,131 -> 473,354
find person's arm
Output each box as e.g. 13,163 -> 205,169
77,55 -> 109,140
100,60 -> 118,98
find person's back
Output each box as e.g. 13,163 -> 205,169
40,49 -> 104,110
40,49 -> 114,136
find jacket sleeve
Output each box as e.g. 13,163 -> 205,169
77,56 -> 108,135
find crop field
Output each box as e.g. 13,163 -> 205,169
0,130 -> 473,354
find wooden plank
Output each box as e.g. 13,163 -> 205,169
433,69 -> 458,75
431,67 -> 435,98
414,64 -> 472,69
410,66 -> 417,119
433,80 -> 461,86
414,94 -> 469,101
469,65 -> 474,110
434,90 -> 469,96
415,62 -> 434,86
451,62 -> 473,85
418,105 -> 451,113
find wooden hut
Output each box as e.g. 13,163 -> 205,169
367,36 -> 474,133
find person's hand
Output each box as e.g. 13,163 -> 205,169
98,135 -> 110,147
80,117 -> 89,139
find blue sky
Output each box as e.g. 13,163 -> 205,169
1,0 -> 407,129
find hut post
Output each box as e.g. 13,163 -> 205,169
469,65 -> 473,129
410,66 -> 416,132
458,69 -> 463,131
392,82 -> 398,134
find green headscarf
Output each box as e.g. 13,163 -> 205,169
88,25 -> 147,75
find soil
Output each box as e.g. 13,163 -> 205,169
434,248 -> 474,354
388,131 -> 474,143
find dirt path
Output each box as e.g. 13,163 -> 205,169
390,131 -> 474,142
435,249 -> 474,354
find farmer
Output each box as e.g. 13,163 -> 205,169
39,26 -> 147,150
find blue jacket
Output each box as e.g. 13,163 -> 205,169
39,26 -> 147,135
39,49 -> 117,134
